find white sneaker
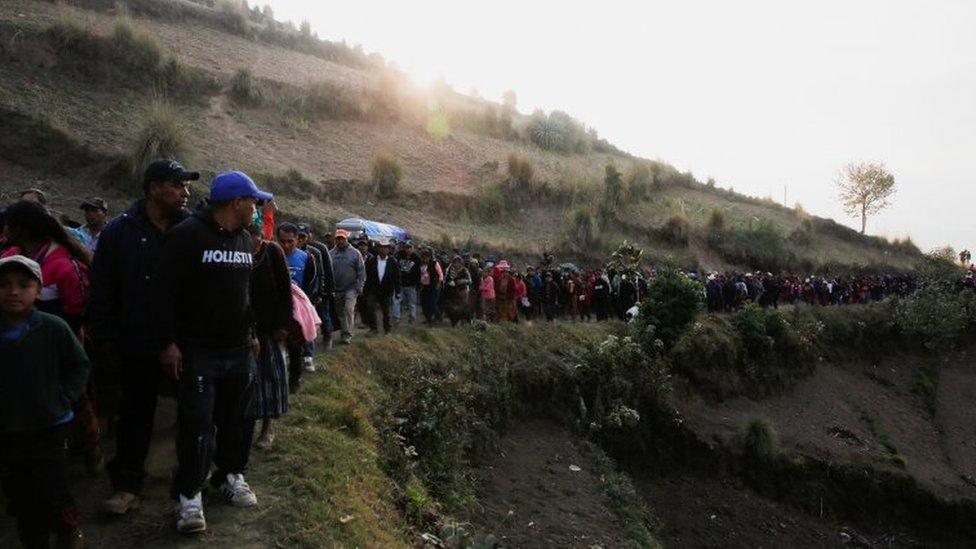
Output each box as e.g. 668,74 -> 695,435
303,356 -> 316,373
219,473 -> 257,507
177,493 -> 206,533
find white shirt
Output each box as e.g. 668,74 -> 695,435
377,257 -> 388,282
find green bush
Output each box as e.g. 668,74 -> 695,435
741,419 -> 779,460
371,153 -> 403,198
670,316 -> 744,398
635,266 -> 703,351
731,304 -> 807,366
708,219 -> 790,272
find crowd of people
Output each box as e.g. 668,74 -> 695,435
0,159 -> 968,547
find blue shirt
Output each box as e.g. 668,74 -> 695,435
285,248 -> 309,286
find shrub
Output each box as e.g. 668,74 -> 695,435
707,208 -> 726,234
708,219 -> 789,272
741,419 -> 779,460
662,213 -> 690,245
111,15 -> 164,71
216,0 -> 251,36
789,218 -> 814,245
569,207 -> 597,246
230,67 -> 263,105
371,153 -> 403,198
130,100 -> 189,183
604,164 -> 624,207
307,81 -> 366,119
634,265 -> 703,351
506,154 -> 534,191
670,316 -> 743,397
626,163 -> 653,201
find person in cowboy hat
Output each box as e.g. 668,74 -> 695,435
363,238 -> 400,334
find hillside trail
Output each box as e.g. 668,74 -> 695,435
0,397 -> 271,548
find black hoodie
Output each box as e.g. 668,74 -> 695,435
152,209 -> 254,350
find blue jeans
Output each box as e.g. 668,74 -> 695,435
316,297 -> 333,341
173,345 -> 256,498
396,286 -> 419,323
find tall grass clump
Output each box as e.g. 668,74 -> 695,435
111,15 -> 164,70
569,207 -> 598,247
216,0 -> 251,36
661,213 -> 691,245
230,67 -> 264,105
604,164 -> 624,207
626,163 -> 653,201
505,153 -> 534,191
740,419 -> 779,461
130,100 -> 189,182
707,208 -> 726,234
371,153 -> 403,198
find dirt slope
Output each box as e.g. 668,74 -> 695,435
678,346 -> 976,501
465,419 -> 637,548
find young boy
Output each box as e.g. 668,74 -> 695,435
0,255 -> 90,548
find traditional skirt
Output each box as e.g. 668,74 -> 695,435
251,335 -> 289,420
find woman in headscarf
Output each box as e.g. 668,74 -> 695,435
245,213 -> 293,449
442,255 -> 472,326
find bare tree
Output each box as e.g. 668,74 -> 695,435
837,161 -> 896,234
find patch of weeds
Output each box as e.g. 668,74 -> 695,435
740,418 -> 780,461
856,405 -> 901,464
583,440 -> 662,548
912,359 -> 940,415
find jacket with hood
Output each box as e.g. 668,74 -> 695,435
152,209 -> 254,350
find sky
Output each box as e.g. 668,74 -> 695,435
265,0 -> 974,252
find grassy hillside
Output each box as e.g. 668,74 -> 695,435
0,0 -> 921,271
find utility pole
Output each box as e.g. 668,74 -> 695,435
784,184 -> 788,207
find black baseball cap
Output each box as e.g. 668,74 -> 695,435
80,197 -> 108,212
143,159 -> 200,185
296,223 -> 311,236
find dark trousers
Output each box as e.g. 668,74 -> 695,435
366,293 -> 393,333
421,286 -> 440,325
287,339 -> 304,394
0,423 -> 79,544
106,354 -> 160,494
173,345 -> 256,498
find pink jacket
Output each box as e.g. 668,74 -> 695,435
290,282 -> 321,343
2,242 -> 90,320
480,274 -> 496,299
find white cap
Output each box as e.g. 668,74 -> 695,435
0,255 -> 43,284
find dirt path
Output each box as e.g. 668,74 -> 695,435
465,419 -> 635,548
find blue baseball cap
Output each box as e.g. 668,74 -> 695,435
209,171 -> 273,203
